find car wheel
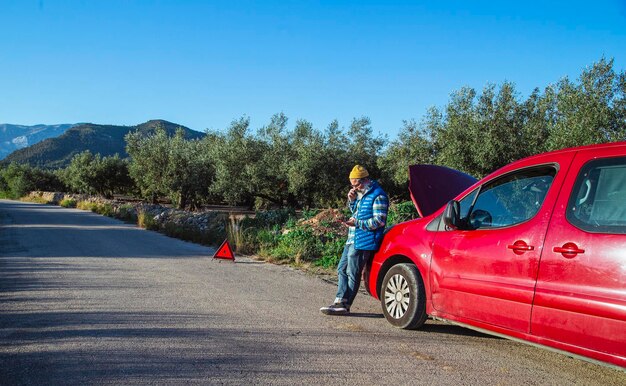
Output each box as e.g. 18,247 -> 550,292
380,263 -> 427,329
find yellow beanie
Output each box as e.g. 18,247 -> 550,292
349,165 -> 369,179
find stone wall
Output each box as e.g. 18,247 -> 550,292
25,191 -> 230,239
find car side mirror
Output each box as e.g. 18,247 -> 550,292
443,200 -> 462,230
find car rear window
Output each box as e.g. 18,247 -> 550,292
567,156 -> 626,234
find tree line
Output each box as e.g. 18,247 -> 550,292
1,58 -> 624,210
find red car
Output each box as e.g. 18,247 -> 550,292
365,141 -> 626,369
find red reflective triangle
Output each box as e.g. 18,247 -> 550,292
213,239 -> 235,261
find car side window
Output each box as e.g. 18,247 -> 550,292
458,166 -> 557,229
566,157 -> 626,234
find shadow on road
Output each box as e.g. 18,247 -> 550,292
0,259 -> 139,293
421,321 -> 499,339
0,310 -> 313,384
346,312 -> 384,319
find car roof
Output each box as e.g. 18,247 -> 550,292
518,140 -> 626,162
485,141 -> 626,178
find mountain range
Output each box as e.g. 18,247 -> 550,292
1,120 -> 204,169
0,123 -> 76,160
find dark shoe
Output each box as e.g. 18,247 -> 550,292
320,302 -> 349,315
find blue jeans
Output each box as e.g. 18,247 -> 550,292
335,243 -> 373,307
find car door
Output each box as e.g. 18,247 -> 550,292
532,147 -> 626,359
430,153 -> 574,333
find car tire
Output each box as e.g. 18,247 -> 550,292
380,263 -> 427,329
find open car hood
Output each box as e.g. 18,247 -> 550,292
409,165 -> 478,217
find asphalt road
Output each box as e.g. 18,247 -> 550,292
1,199 -> 625,385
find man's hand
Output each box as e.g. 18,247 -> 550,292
348,188 -> 357,201
343,217 -> 356,227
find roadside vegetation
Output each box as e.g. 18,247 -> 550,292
2,57 -> 625,268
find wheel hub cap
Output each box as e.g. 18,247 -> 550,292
384,274 -> 410,319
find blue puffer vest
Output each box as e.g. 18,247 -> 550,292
351,181 -> 388,251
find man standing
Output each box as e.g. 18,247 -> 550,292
320,165 -> 389,315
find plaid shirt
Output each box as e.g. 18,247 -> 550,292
346,180 -> 389,245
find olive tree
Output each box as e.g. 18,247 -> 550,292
207,116 -> 264,206
126,127 -> 171,204
548,58 -> 626,149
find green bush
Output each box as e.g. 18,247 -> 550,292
255,226 -> 281,254
314,234 -> 345,268
115,204 -> 136,222
75,200 -> 114,216
76,200 -> 96,211
229,208 -> 351,267
387,200 -> 419,227
301,208 -> 319,220
0,163 -> 65,199
96,203 -> 114,217
268,226 -> 322,265
137,211 -> 158,230
227,219 -> 271,255
228,209 -> 297,255
60,198 -> 77,208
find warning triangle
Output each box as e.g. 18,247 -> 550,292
213,239 -> 235,261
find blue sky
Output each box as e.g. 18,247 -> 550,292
1,1 -> 625,138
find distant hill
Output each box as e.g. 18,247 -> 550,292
0,123 -> 76,160
2,120 -> 204,169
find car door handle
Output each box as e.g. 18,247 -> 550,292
507,240 -> 534,255
553,242 -> 585,258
